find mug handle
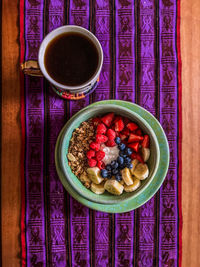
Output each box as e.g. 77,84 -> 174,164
20,60 -> 43,77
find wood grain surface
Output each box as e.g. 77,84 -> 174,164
1,0 -> 200,266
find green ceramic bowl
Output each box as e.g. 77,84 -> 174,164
55,101 -> 166,207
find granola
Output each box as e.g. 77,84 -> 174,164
67,119 -> 96,185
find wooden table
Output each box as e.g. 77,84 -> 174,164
1,0 -> 200,266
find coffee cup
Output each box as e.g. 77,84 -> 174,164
21,25 -> 103,97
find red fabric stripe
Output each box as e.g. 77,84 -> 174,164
177,0 -> 182,266
20,0 -> 26,266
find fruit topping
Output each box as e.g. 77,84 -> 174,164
141,135 -> 150,148
96,150 -> 105,161
126,122 -> 138,131
96,123 -> 107,134
128,142 -> 140,152
115,119 -> 124,132
86,149 -> 95,159
88,158 -> 97,167
96,134 -> 108,144
101,113 -> 114,127
107,129 -> 116,140
128,134 -> 144,143
90,142 -> 100,151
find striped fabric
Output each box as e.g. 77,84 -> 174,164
20,0 -> 182,266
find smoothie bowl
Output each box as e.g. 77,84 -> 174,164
55,101 -> 168,208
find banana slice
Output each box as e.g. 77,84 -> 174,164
124,178 -> 141,192
133,163 -> 149,180
119,180 -> 125,185
91,182 -> 105,194
80,173 -> 91,183
141,147 -> 150,162
104,180 -> 124,195
87,167 -> 104,184
130,159 -> 139,175
121,168 -> 133,186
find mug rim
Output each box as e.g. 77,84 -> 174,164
38,25 -> 103,91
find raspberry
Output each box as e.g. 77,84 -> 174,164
96,134 -> 108,143
96,123 -> 107,134
115,119 -> 124,132
101,113 -> 114,127
86,149 -> 95,159
96,150 -> 105,161
88,158 -> 97,167
90,142 -> 100,151
107,129 -> 116,140
105,139 -> 116,147
97,161 -> 105,170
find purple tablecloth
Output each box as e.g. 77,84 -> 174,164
20,0 -> 182,266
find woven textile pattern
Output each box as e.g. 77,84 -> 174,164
20,0 -> 181,266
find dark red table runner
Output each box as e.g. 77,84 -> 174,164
20,0 -> 182,266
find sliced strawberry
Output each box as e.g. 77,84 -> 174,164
96,150 -> 105,161
107,129 -> 116,140
105,139 -> 116,147
90,142 -> 100,151
88,158 -> 97,167
135,129 -> 143,136
141,135 -> 150,148
97,161 -> 105,170
113,116 -> 122,124
115,119 -> 124,132
92,117 -> 101,125
96,134 -> 108,143
126,122 -> 138,131
101,113 -> 114,127
123,117 -> 131,125
121,127 -> 130,136
128,133 -> 144,143
131,152 -> 144,164
128,142 -> 140,152
96,123 -> 107,134
86,149 -> 95,159
119,133 -> 127,141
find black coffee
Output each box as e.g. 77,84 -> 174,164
44,32 -> 99,86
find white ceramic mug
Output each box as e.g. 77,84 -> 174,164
21,25 -> 103,95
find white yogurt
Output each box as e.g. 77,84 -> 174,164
101,144 -> 119,165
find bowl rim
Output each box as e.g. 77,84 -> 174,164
56,102 -> 161,205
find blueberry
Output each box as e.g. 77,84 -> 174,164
111,160 -> 117,168
107,172 -> 112,179
119,163 -> 126,169
125,157 -> 131,164
118,143 -> 126,151
114,162 -> 119,169
125,147 -> 133,156
115,174 -> 122,181
117,156 -> 124,165
112,169 -> 118,175
106,164 -> 112,171
127,163 -> 133,169
115,137 -> 121,145
107,172 -> 112,178
100,169 -> 108,178
119,151 -> 125,157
